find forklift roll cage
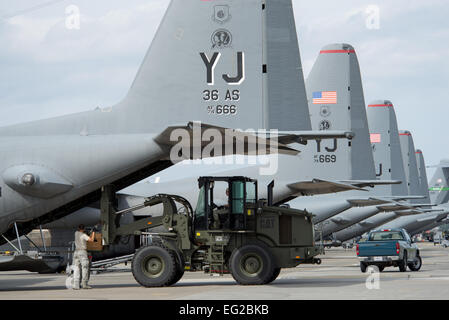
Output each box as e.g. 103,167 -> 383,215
194,176 -> 258,232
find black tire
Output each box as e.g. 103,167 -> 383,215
360,262 -> 367,273
168,250 -> 185,286
378,266 -> 384,272
408,254 -> 422,271
399,251 -> 407,272
229,244 -> 275,285
265,268 -> 281,284
132,244 -> 177,287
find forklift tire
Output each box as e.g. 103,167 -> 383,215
168,250 -> 185,286
229,244 -> 275,285
132,244 -> 177,287
265,267 -> 281,284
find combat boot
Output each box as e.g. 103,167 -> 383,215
82,282 -> 92,289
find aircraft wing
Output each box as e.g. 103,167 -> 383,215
338,180 -> 402,188
288,179 -> 366,196
154,122 -> 299,156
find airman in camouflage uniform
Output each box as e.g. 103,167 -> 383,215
73,224 -> 95,290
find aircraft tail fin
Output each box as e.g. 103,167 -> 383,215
367,100 -> 409,197
428,159 -> 449,205
415,149 -> 431,204
399,131 -> 422,203
304,43 -> 376,180
115,0 -> 309,133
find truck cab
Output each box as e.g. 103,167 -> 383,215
356,228 -> 422,272
193,176 -> 258,232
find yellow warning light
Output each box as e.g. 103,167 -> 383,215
196,232 -> 201,237
296,256 -> 301,259
247,209 -> 252,216
147,222 -> 152,225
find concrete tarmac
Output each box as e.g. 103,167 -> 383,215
0,242 -> 448,300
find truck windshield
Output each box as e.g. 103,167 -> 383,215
369,231 -> 404,241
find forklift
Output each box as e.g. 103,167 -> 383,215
99,176 -> 322,287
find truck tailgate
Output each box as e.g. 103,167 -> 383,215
359,241 -> 398,256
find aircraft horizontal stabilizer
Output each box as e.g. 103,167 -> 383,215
338,180 -> 401,188
417,208 -> 445,213
154,122 -> 299,158
288,179 -> 366,196
394,209 -> 425,216
347,198 -> 391,207
416,215 -> 440,223
376,195 -> 427,201
376,203 -> 414,212
330,217 -> 351,225
359,221 -> 376,227
272,130 -> 354,145
404,203 -> 437,208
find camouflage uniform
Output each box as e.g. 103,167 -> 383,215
72,231 -> 91,289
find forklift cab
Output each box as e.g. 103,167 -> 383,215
194,177 -> 258,232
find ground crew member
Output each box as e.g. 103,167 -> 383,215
73,224 -> 95,290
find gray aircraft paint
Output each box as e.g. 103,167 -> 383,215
416,150 -> 430,204
264,0 -> 311,131
367,101 -> 408,197
16,1 -> 318,231
49,42 -> 393,230
288,44 -> 384,223
122,43 -> 393,220
407,159 -> 449,234
0,0 -> 303,238
399,131 -> 421,202
408,203 -> 449,235
321,100 -> 410,240
379,139 -> 449,232
428,159 -> 449,205
305,43 -> 375,180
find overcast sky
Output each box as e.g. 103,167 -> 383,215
0,0 -> 448,179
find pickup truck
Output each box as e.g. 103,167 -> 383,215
356,228 -> 422,272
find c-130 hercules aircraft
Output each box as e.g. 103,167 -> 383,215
0,0 -> 358,245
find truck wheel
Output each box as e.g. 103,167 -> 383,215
408,255 -> 422,271
265,268 -> 281,284
168,251 -> 185,286
398,252 -> 407,272
229,244 -> 275,285
377,266 -> 384,272
132,244 -> 177,287
360,262 -> 367,273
